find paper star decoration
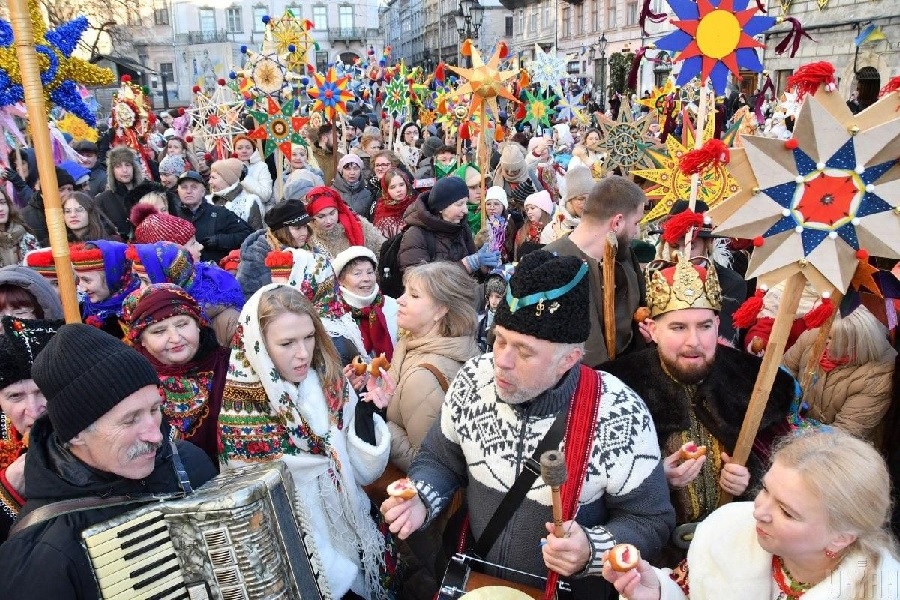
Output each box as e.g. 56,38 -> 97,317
247,96 -> 308,157
0,0 -> 114,126
638,79 -> 679,116
595,96 -> 660,174
655,0 -> 775,96
555,92 -> 589,125
709,86 -> 900,293
382,75 -> 410,118
636,109 -> 740,223
526,43 -> 571,97
447,42 -> 518,120
307,67 -> 354,122
524,89 -> 554,130
267,10 -> 315,74
189,83 -> 247,156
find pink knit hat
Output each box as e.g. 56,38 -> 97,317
524,190 -> 554,217
130,204 -> 196,246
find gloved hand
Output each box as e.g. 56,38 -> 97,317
464,243 -> 501,272
199,235 -> 217,250
2,168 -> 23,185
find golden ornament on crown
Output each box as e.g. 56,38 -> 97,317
647,254 -> 722,318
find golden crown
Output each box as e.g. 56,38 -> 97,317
647,254 -> 722,318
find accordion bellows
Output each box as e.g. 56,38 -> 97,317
81,461 -> 331,600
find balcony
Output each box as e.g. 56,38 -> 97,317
174,30 -> 232,45
328,28 -> 367,43
498,0 -> 543,9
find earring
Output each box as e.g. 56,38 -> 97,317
824,549 -> 837,559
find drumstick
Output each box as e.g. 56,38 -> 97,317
540,450 -> 567,538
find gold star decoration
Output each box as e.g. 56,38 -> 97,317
636,108 -> 740,224
850,260 -> 881,297
595,96 -> 661,174
447,41 -> 518,120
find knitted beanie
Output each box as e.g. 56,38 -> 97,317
0,317 -> 62,391
211,158 -> 245,186
32,323 -> 159,442
130,204 -> 196,246
54,167 -> 75,189
158,154 -> 186,175
427,176 -> 469,214
565,166 -> 594,201
524,190 -> 554,217
485,186 -> 509,210
332,246 -> 377,280
485,275 -> 507,298
121,283 -> 205,344
494,250 -> 589,343
23,248 -> 58,281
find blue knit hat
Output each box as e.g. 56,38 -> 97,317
426,176 -> 469,214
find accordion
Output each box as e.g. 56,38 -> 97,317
80,461 -> 331,600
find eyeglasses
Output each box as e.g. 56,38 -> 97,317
374,162 -> 392,168
64,207 -> 87,215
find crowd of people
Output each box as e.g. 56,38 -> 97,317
0,99 -> 897,600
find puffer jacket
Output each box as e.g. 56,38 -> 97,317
385,334 -> 480,471
331,172 -> 374,219
0,417 -> 216,600
783,329 -> 897,440
398,197 -> 476,273
242,151 -> 274,210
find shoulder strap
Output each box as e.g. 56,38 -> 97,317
9,493 -> 174,538
423,228 -> 436,260
418,363 -> 449,392
474,407 -> 568,558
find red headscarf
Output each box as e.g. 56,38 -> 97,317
306,187 -> 365,247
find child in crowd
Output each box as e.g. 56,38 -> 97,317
476,275 -> 507,352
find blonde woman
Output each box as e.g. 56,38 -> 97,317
218,285 -> 398,599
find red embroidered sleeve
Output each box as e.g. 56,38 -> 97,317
669,559 -> 690,596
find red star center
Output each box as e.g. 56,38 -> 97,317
208,115 -> 220,127
325,89 -> 334,99
793,171 -> 863,229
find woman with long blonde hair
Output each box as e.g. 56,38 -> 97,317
218,284 -> 398,599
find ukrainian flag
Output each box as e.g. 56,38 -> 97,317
855,23 -> 886,46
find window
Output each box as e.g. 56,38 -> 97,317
518,9 -> 525,36
315,51 -> 328,73
591,0 -> 599,32
199,8 -> 216,34
339,5 -> 353,31
226,7 -> 242,33
607,4 -> 617,29
626,0 -> 639,26
312,5 -> 327,29
253,6 -> 267,32
505,16 -> 513,37
575,3 -> 584,35
160,62 -> 174,82
561,7 -> 570,37
567,61 -> 580,74
529,7 -> 537,33
154,8 -> 169,25
542,3 -> 550,28
286,2 -> 301,18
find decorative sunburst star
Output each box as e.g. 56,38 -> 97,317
655,0 -> 775,95
382,75 -> 410,118
189,83 -> 247,155
556,92 -> 588,125
447,42 -> 518,120
307,67 -> 354,122
709,87 -> 900,293
526,43 -> 571,97
247,96 -> 308,157
524,89 -> 553,130
638,79 -> 678,116
595,97 -> 661,173
636,110 -> 740,223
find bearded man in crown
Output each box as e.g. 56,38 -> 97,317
602,254 -> 794,565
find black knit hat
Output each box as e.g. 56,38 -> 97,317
494,251 -> 590,343
32,323 -> 159,442
265,198 -> 310,230
0,317 -> 63,391
54,167 -> 75,188
426,176 -> 469,214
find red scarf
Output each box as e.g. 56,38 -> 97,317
544,364 -> 602,599
345,293 -> 394,361
307,187 -> 365,246
819,350 -> 850,373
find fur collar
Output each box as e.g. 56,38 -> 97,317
602,345 -> 794,450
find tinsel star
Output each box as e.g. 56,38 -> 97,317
189,82 -> 247,155
0,0 -> 114,126
526,43 -> 571,97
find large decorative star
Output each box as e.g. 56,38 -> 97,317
307,67 -> 354,122
267,10 -> 314,74
0,0 -> 114,126
555,92 -> 589,125
524,89 -> 554,130
189,82 -> 247,156
638,78 -> 679,116
526,43 -> 571,97
636,109 -> 740,223
595,96 -> 660,174
655,0 -> 775,95
247,96 -> 308,157
382,74 -> 410,119
447,42 -> 518,121
709,86 -> 900,293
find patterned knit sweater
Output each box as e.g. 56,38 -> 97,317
409,354 -> 674,584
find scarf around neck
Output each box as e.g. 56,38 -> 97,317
340,286 -> 393,360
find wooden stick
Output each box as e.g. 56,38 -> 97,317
275,149 -> 284,201
331,122 -> 338,182
603,231 -> 618,359
9,0 -> 80,323
540,451 -> 567,539
799,290 -> 843,396
719,271 -> 806,506
478,111 -> 488,226
684,83 -> 711,259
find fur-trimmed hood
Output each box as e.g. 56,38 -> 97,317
105,146 -> 145,190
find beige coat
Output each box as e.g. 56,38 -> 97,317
783,329 -> 897,440
385,334 -> 480,471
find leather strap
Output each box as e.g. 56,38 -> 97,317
419,363 -> 449,392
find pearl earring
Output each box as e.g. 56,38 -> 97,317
824,549 -> 837,559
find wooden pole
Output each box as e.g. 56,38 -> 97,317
719,271 -> 807,506
331,120 -> 338,182
478,111 -> 488,226
603,231 -> 618,359
9,0 -> 80,323
799,290 -> 843,396
684,83 -> 711,260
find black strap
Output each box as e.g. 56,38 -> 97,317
474,409 -> 568,558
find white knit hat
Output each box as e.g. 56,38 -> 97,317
331,246 -> 378,280
485,186 -> 508,210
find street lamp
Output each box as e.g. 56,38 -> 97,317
455,0 -> 484,67
597,32 -> 608,113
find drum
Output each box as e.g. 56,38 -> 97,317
438,553 -> 562,600
460,585 -> 537,599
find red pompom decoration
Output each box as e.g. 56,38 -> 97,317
680,139 -> 730,175
185,135 -> 193,143
879,76 -> 900,98
733,288 -> 766,329
217,78 -> 226,86
121,74 -> 132,83
803,296 -> 834,329
786,61 -> 836,101
192,85 -> 201,93
856,248 -> 869,260
178,107 -> 185,116
129,204 -> 160,228
459,122 -> 471,140
753,236 -> 765,247
784,138 -> 798,150
662,210 -> 705,246
204,153 -> 213,162
498,41 -> 509,59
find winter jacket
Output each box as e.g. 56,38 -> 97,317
176,201 -> 254,265
0,417 -> 216,600
20,191 -> 49,247
783,329 -> 897,440
385,334 -> 480,472
0,265 -> 64,319
331,173 -> 374,219
0,223 -> 39,267
4,148 -> 37,207
398,197 -> 476,273
206,181 -> 264,231
311,146 -> 344,188
243,151 -> 274,210
313,218 -> 385,261
95,180 -> 143,239
87,164 -> 107,197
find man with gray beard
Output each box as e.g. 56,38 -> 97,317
0,324 -> 216,599
382,251 -> 673,600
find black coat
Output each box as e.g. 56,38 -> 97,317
95,181 -> 136,238
398,197 -> 476,272
0,416 -> 216,600
176,201 -> 254,265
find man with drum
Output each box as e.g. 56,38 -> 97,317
382,251 -> 674,599
0,324 -> 216,599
